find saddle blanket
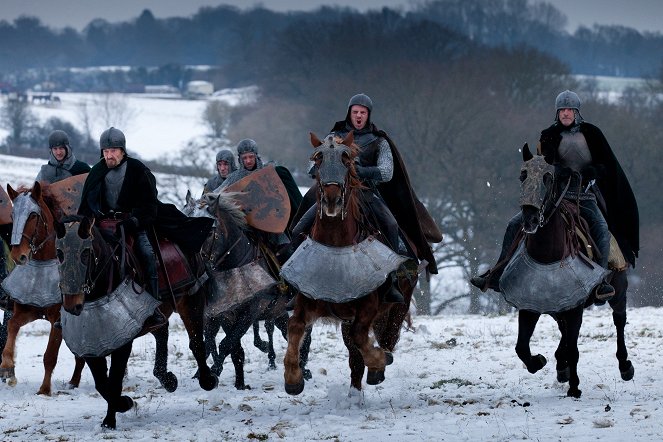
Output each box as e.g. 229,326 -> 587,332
206,260 -> 276,317
280,236 -> 408,303
499,242 -> 609,314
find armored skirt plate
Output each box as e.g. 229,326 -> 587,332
499,242 -> 609,314
206,260 -> 276,318
1,259 -> 61,307
280,236 -> 408,303
61,278 -> 160,358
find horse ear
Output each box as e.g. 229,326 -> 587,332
310,132 -> 323,148
32,181 -> 42,200
522,143 -> 533,161
185,189 -> 192,204
7,184 -> 18,200
342,131 -> 355,147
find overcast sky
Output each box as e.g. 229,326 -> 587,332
1,0 -> 663,34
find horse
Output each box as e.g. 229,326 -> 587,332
281,132 -> 419,395
0,182 -> 86,395
56,216 -> 218,429
503,144 -> 633,398
183,190 -> 312,389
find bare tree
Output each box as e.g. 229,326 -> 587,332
0,99 -> 37,153
202,100 -> 233,139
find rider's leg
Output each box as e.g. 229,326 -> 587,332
134,230 -> 167,329
579,199 -> 614,300
471,211 -> 523,292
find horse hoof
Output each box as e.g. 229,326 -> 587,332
199,373 -> 219,391
567,388 -> 582,398
160,372 -> 178,393
527,354 -> 547,374
267,362 -> 277,371
7,376 -> 17,387
385,352 -> 394,366
302,369 -> 313,381
285,379 -> 305,395
556,367 -> 570,383
0,366 -> 15,380
236,383 -> 251,390
366,370 -> 385,385
620,362 -> 635,381
101,417 -> 117,430
116,395 -> 134,413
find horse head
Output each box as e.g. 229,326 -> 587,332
56,217 -> 96,315
518,143 -> 558,234
309,131 -> 359,219
7,182 -> 56,265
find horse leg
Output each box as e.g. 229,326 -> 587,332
151,323 -> 178,392
561,307 -> 584,398
341,321 -> 365,391
229,342 -> 250,390
515,310 -> 547,374
284,294 -> 313,395
554,319 -> 570,383
37,316 -> 64,396
0,310 -> 11,366
67,356 -> 86,389
300,325 -> 313,381
609,270 -> 634,381
104,343 -> 135,429
203,316 -> 223,376
178,296 -> 218,391
252,320 -> 269,353
0,306 -> 33,386
265,318 -> 277,370
350,296 -> 388,385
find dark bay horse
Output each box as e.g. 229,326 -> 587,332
505,144 -> 633,398
282,132 -> 419,395
0,182 -> 85,395
56,217 -> 217,429
183,190 -> 311,389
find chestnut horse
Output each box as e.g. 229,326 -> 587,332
0,182 -> 85,395
507,145 -> 633,398
282,132 -> 419,395
56,217 -> 218,429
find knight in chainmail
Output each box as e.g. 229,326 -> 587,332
471,91 -> 639,302
289,93 -> 440,304
219,139 -> 264,189
35,130 -> 90,184
202,149 -> 237,195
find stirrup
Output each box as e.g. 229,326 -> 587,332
595,282 -> 615,301
470,276 -> 488,292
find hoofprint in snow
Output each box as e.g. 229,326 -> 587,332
0,306 -> 660,441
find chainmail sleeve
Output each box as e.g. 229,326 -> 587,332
375,138 -> 394,182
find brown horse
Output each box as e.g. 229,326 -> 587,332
282,132 -> 419,395
56,216 -> 217,429
0,182 -> 85,395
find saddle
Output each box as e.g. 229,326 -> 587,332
98,219 -> 199,296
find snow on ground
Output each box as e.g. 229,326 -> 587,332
0,305 -> 661,441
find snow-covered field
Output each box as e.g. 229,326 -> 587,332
0,306 -> 660,441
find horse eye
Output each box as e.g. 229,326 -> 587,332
519,170 -> 527,182
80,249 -> 91,265
56,249 -> 64,264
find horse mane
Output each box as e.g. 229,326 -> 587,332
208,191 -> 248,230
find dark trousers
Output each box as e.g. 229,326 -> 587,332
134,230 -> 160,300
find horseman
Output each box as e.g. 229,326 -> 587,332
78,127 -> 213,329
202,149 -> 237,195
291,93 -> 441,303
221,138 -> 303,242
36,130 -> 90,183
471,90 -> 639,300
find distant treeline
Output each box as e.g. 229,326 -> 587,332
0,0 -> 662,89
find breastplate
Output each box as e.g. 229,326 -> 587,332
558,131 -> 592,172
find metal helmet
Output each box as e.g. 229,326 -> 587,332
215,149 -> 237,172
555,90 -> 581,111
99,127 -> 126,151
348,93 -> 373,114
236,138 -> 258,155
48,130 -> 70,149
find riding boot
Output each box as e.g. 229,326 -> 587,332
383,272 -> 405,304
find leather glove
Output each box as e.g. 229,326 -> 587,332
116,216 -> 139,235
355,165 -> 382,181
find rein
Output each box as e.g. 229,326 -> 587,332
537,175 -> 572,228
22,212 -> 55,256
